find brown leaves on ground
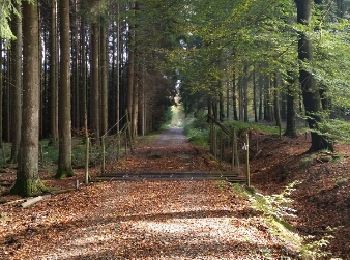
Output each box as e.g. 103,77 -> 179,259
1,181 -> 290,259
0,128 -> 293,259
251,133 -> 350,259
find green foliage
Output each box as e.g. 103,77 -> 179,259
224,121 -> 283,136
0,0 -> 21,39
183,116 -> 209,148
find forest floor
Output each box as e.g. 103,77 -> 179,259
251,132 -> 350,259
0,128 -> 299,260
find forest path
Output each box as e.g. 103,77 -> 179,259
107,127 -> 221,175
0,128 -> 292,259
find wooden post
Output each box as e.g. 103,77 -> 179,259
116,132 -> 120,161
102,136 -> 106,175
220,132 -> 224,162
85,137 -> 90,184
213,125 -> 217,160
125,130 -> 128,159
231,133 -> 235,171
246,133 -> 251,187
234,128 -> 239,167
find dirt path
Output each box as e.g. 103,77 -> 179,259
0,128 -> 292,259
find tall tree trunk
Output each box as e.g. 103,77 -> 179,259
99,25 -> 108,136
226,82 -> 230,119
258,75 -> 263,121
9,4 -> 23,164
284,73 -> 297,138
253,70 -> 258,123
49,0 -> 58,144
232,71 -> 238,120
12,1 -> 44,196
219,83 -> 225,122
56,0 -> 73,178
91,23 -> 100,141
242,66 -> 248,122
127,28 -> 135,135
295,0 -> 332,151
0,39 -> 3,148
116,3 -> 121,132
273,74 -> 281,127
80,19 -> 87,132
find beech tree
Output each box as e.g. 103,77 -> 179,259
295,0 -> 333,151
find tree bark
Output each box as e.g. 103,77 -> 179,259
56,0 -> 73,178
0,40 -> 3,148
91,23 -> 100,141
273,74 -> 281,127
12,1 -> 44,196
253,70 -> 258,123
284,74 -> 297,138
295,0 -> 333,151
232,71 -> 238,120
9,4 -> 23,164
99,25 -> 108,136
49,0 -> 58,144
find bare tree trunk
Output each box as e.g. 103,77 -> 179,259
12,1 -> 44,196
99,25 -> 108,136
253,70 -> 258,123
0,40 -> 3,148
127,27 -> 135,136
259,75 -> 263,121
91,23 -> 100,141
226,82 -> 230,119
49,0 -> 58,144
242,65 -> 248,122
232,70 -> 238,121
80,19 -> 87,132
285,74 -> 297,138
9,4 -> 23,164
273,74 -> 281,127
56,0 -> 73,178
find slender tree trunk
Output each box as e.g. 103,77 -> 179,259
49,0 -> 58,144
80,19 -> 87,132
232,71 -> 238,120
99,25 -> 108,136
116,3 -> 121,132
12,1 -> 44,196
259,75 -> 263,121
91,23 -> 100,141
285,74 -> 297,138
226,82 -> 230,119
127,28 -> 135,136
242,65 -> 248,122
56,0 -> 73,178
273,74 -> 281,127
9,4 -> 23,164
219,83 -> 225,122
295,0 -> 333,151
0,40 -> 3,148
253,70 -> 258,122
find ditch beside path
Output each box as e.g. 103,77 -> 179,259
0,128 -> 295,259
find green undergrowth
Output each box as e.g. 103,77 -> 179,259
183,115 -> 284,148
224,120 -> 283,136
183,116 -> 209,148
231,183 -> 335,259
